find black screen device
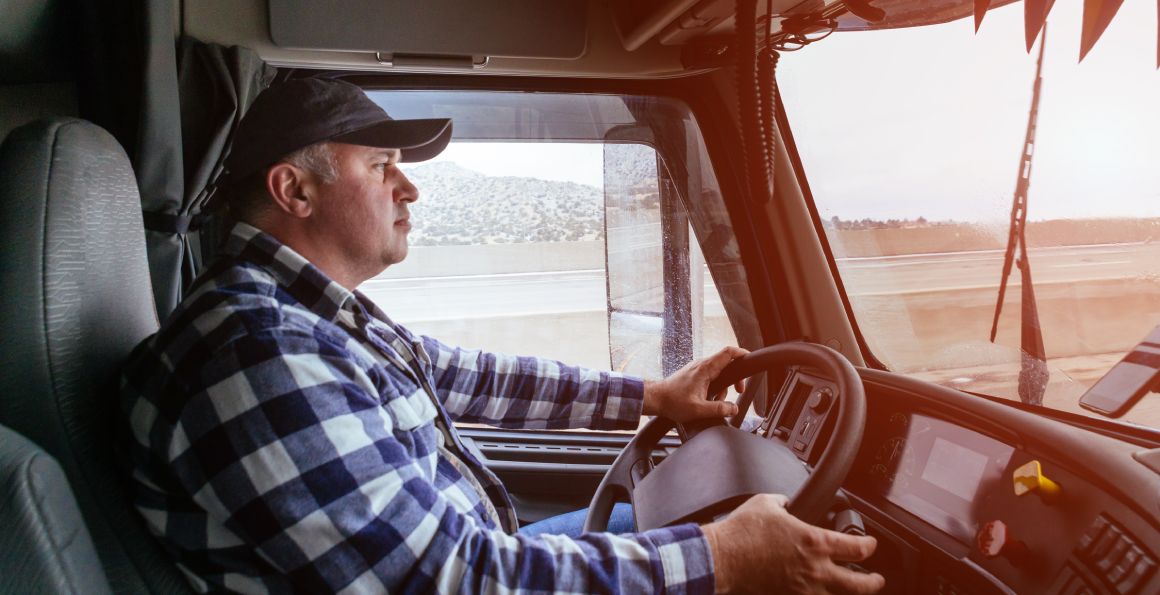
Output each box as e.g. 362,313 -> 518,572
1079,325 -> 1160,418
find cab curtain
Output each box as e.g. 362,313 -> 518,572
75,0 -> 273,319
177,39 -> 276,286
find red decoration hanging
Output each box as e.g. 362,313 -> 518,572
889,0 -> 1139,65
975,0 -> 993,32
1024,0 -> 1056,51
1080,0 -> 1124,61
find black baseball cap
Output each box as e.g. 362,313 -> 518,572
218,78 -> 452,188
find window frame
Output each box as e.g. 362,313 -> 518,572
774,84 -> 888,371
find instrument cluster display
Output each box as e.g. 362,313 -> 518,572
857,411 -> 1015,543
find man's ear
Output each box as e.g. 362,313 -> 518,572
265,163 -> 314,218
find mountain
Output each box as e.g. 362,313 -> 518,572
402,162 -> 605,245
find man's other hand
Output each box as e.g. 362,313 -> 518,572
703,494 -> 886,594
642,346 -> 748,423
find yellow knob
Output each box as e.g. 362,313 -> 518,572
1013,460 -> 1061,503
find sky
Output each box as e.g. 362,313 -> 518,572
404,1 -> 1160,223
778,0 -> 1160,222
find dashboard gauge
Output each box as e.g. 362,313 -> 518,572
870,463 -> 888,479
876,436 -> 906,464
889,412 -> 908,429
899,444 -> 918,476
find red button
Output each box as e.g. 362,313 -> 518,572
976,520 -> 1029,565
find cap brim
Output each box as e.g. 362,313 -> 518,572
333,118 -> 453,163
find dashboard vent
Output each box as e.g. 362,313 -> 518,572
1075,515 -> 1156,594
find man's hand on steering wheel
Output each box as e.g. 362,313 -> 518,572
642,346 -> 749,423
704,494 -> 886,595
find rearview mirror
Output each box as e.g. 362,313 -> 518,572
603,141 -> 704,378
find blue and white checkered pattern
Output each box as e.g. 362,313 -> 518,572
121,222 -> 715,594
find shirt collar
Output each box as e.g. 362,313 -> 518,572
223,222 -> 358,322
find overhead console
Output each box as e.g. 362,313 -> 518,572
268,0 -> 588,68
187,0 -> 698,77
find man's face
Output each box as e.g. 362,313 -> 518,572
308,143 -> 417,281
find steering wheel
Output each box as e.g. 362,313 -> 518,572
583,341 -> 866,533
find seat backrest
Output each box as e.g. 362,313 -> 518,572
0,424 -> 111,594
0,118 -> 192,593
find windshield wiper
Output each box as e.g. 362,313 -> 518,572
989,25 -> 1049,406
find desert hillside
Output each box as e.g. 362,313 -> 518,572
403,161 -> 1160,255
827,217 -> 1160,258
405,162 -> 603,245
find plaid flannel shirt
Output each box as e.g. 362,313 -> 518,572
121,222 -> 715,594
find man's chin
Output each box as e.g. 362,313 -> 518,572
384,245 -> 408,268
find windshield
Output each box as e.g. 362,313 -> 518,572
779,2 -> 1160,427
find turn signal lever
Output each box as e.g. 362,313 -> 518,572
828,492 -> 870,574
827,492 -> 866,536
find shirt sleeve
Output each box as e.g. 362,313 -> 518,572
169,327 -> 714,594
419,334 -> 646,430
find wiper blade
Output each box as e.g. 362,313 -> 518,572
989,25 -> 1049,406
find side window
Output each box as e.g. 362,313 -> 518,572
361,140 -> 738,380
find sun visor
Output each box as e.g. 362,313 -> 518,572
269,0 -> 587,61
366,91 -> 639,142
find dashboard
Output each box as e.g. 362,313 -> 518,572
755,367 -> 1160,594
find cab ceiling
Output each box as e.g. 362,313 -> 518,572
183,0 -> 829,79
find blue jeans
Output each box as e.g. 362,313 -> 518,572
517,503 -> 635,538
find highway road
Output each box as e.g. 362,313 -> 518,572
837,241 -> 1160,296
358,242 -> 1159,323
363,269 -> 614,321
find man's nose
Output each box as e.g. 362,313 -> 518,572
395,170 -> 419,203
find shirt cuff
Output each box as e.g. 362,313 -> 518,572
591,372 -> 645,430
642,523 -> 716,595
